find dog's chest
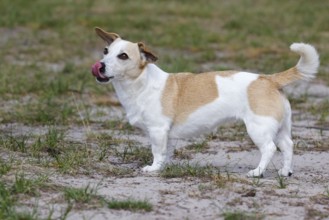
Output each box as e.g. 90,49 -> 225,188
113,78 -> 168,130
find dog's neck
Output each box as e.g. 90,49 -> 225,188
111,64 -> 168,113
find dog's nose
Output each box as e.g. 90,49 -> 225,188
99,62 -> 105,73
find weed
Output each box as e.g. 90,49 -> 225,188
223,211 -> 264,220
98,145 -> 108,162
0,134 -> 30,153
276,175 -> 288,189
251,176 -> 264,188
102,120 -> 135,133
43,128 -> 65,157
11,173 -> 48,196
72,93 -> 92,134
63,184 -> 101,204
160,162 -> 216,179
0,175 -> 46,220
0,159 -> 11,176
59,202 -> 73,220
107,198 -> 152,212
113,142 -> 152,166
4,98 -> 76,125
53,146 -> 91,174
186,140 -> 209,152
32,129 -> 93,174
309,100 -> 329,125
0,181 -> 16,216
105,166 -> 134,177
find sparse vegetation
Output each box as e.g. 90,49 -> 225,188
185,140 -> 209,152
107,199 -> 153,212
276,175 -> 288,189
223,211 -> 264,220
0,159 -> 11,176
160,162 -> 243,188
0,173 -> 49,220
160,162 -> 216,179
63,184 -> 102,205
0,0 -> 328,219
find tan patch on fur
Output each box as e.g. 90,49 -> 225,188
268,67 -> 301,88
248,76 -> 284,121
162,71 -> 237,124
217,70 -> 238,77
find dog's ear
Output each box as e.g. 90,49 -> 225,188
95,27 -> 120,45
138,42 -> 158,63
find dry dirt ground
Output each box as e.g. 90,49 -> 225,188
1,80 -> 329,220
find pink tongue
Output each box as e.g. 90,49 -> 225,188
91,62 -> 106,78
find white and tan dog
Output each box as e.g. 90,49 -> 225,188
91,27 -> 319,177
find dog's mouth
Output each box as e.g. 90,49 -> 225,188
96,76 -> 112,83
91,62 -> 113,83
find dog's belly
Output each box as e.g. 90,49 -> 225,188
168,99 -> 240,138
169,117 -> 233,138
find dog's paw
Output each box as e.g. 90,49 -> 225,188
247,169 -> 264,178
278,168 -> 293,177
142,165 -> 161,172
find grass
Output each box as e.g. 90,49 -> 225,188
63,182 -> 154,212
0,159 -> 12,176
160,162 -> 216,179
63,184 -> 101,204
116,145 -> 152,166
276,175 -> 288,189
0,0 -> 328,218
0,134 -> 30,153
160,162 -> 240,187
11,173 -> 48,196
0,173 -> 49,220
223,211 -> 264,220
63,185 -> 153,212
308,100 -> 329,126
107,199 -> 153,212
185,140 -> 209,153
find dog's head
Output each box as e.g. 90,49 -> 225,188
91,27 -> 158,83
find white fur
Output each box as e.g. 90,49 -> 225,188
290,43 -> 319,79
94,39 -> 319,177
169,72 -> 258,138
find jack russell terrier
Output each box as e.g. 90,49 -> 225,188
91,27 -> 319,177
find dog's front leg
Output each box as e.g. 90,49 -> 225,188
142,127 -> 168,172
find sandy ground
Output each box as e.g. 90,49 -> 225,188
2,81 -> 329,220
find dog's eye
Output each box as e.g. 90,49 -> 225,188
103,48 -> 108,55
117,53 -> 129,60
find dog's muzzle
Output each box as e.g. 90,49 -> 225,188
91,61 -> 113,83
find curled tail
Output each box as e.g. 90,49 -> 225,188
269,43 -> 319,88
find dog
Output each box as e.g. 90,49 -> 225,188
91,27 -> 319,177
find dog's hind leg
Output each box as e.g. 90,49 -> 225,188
275,100 -> 293,177
275,133 -> 293,177
142,127 -> 168,172
245,117 -> 279,177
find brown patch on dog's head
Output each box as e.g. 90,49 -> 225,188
247,76 -> 284,122
95,27 -> 120,45
138,42 -> 158,69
